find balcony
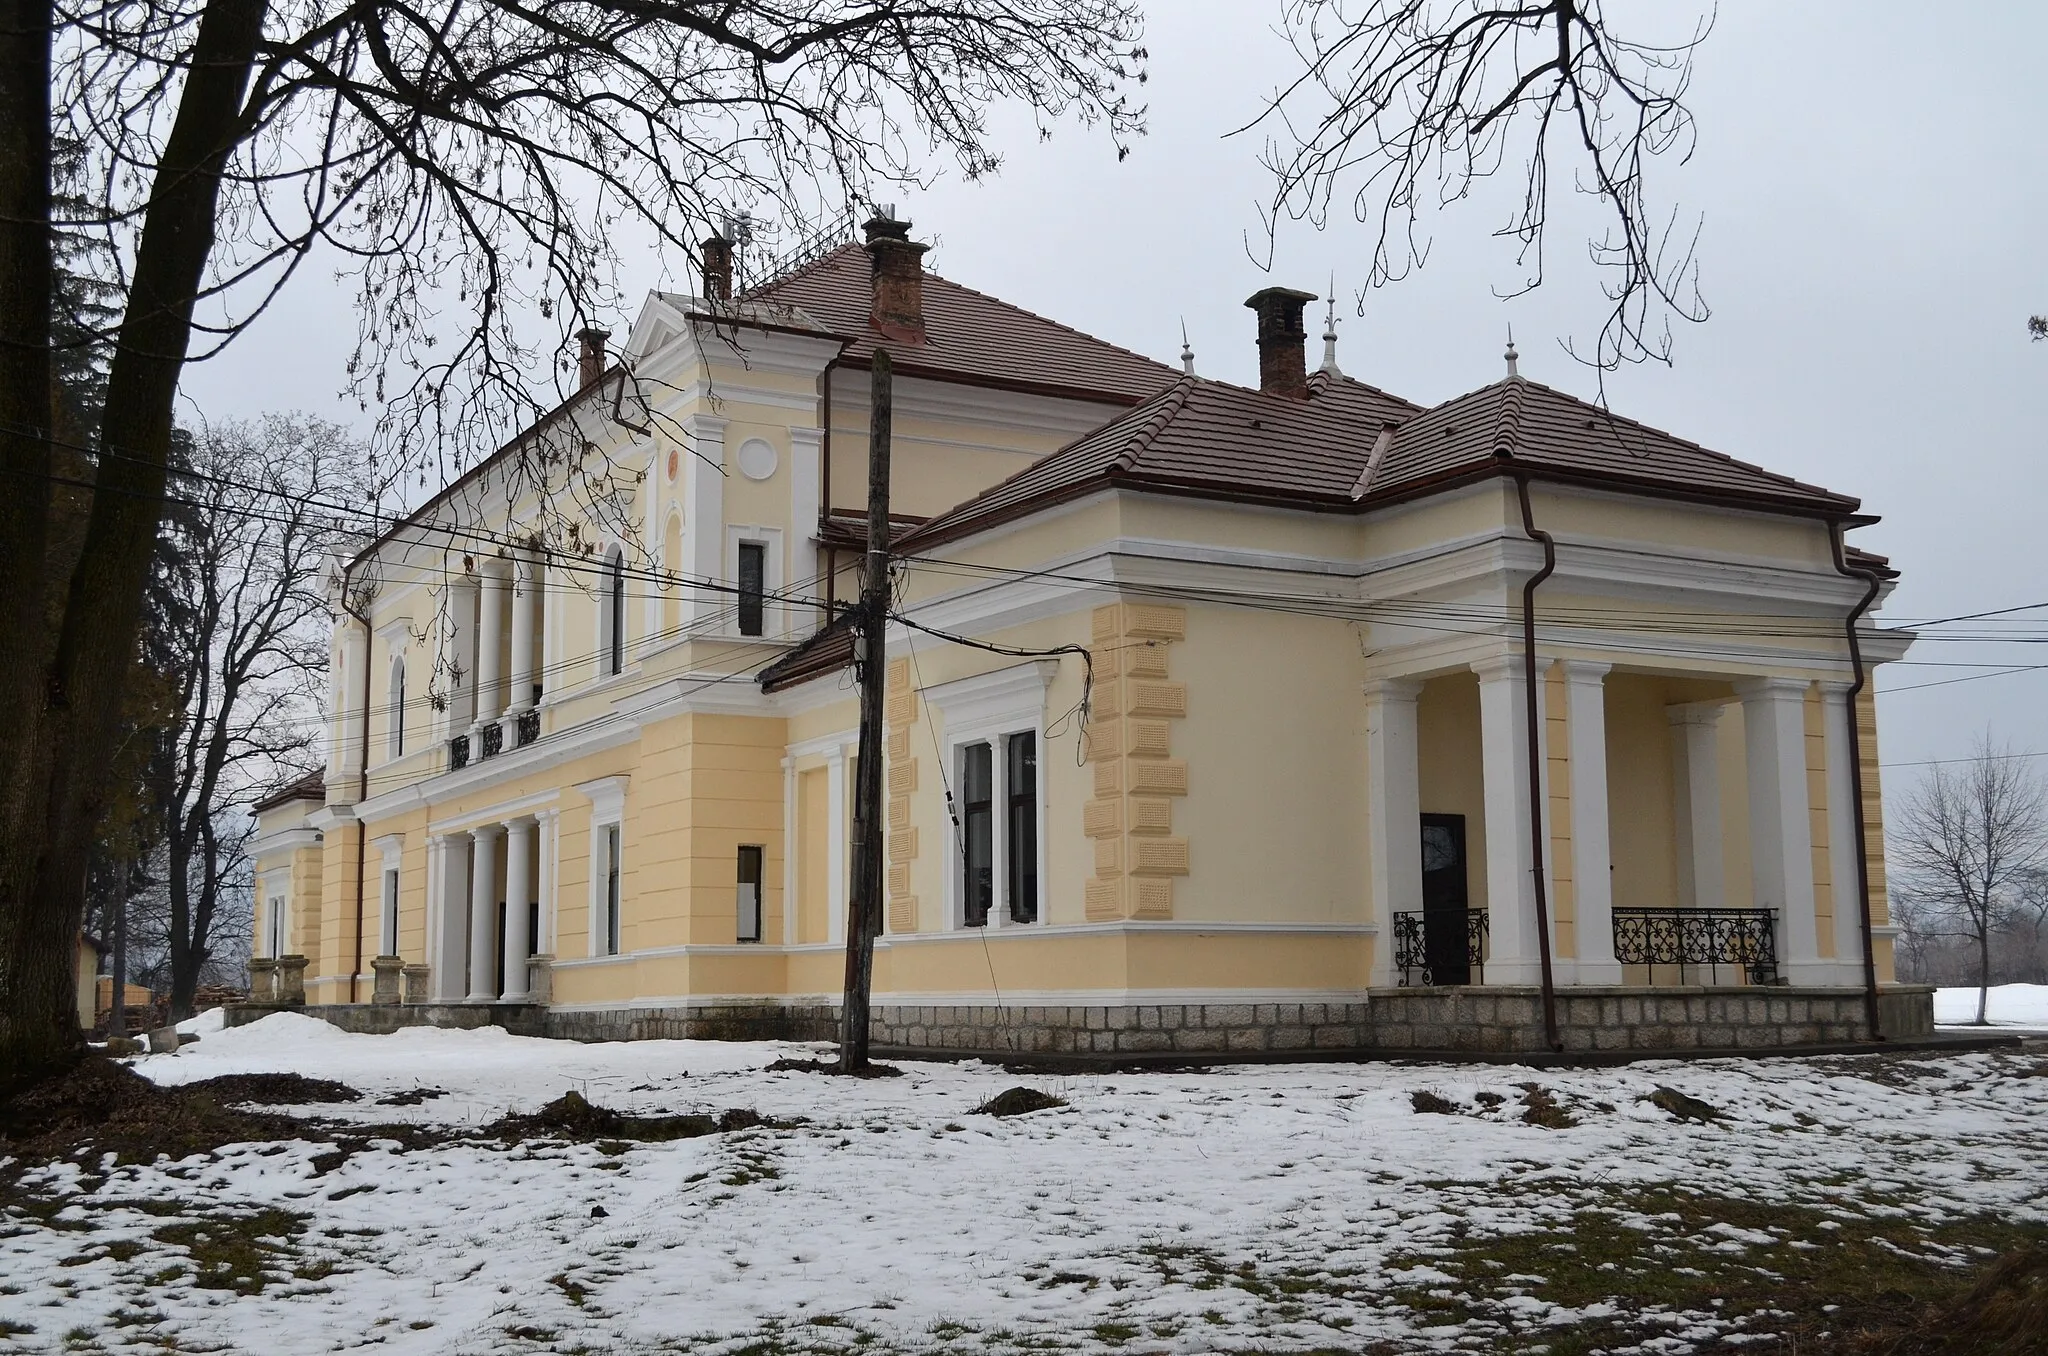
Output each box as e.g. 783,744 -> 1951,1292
515,708 -> 540,749
479,721 -> 504,760
1394,908 -> 1488,987
449,734 -> 470,771
1612,906 -> 1778,986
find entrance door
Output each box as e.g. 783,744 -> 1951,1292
1420,813 -> 1471,985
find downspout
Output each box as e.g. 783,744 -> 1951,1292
1828,523 -> 1886,1040
341,576 -> 373,1005
1512,472 -> 1564,1052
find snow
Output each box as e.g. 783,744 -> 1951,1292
1934,982 -> 2048,1027
4,1015 -> 2045,1355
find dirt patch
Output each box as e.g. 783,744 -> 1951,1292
1518,1082 -> 1577,1129
0,1055 -> 303,1166
376,1087 -> 449,1107
765,1057 -> 904,1078
489,1091 -> 789,1143
972,1087 -> 1067,1118
1410,1090 -> 1459,1115
183,1073 -> 361,1106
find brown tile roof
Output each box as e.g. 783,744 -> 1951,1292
251,769 -> 325,816
900,371 -> 1863,552
758,607 -> 859,694
739,245 -> 1180,406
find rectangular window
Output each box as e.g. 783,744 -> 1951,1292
602,823 -> 622,956
737,541 -> 766,637
266,896 -> 286,958
736,845 -> 764,942
607,551 -> 625,675
380,869 -> 400,955
961,742 -> 993,927
1006,731 -> 1038,924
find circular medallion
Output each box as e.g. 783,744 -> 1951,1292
665,447 -> 679,482
736,437 -> 778,481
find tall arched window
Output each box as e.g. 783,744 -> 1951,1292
388,655 -> 406,758
606,547 -> 626,676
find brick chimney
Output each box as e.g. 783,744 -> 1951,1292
1244,287 -> 1319,399
862,210 -> 930,345
576,328 -> 609,388
701,233 -> 733,302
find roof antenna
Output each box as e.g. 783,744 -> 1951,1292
1180,318 -> 1196,376
1319,276 -> 1342,376
1504,324 -> 1520,380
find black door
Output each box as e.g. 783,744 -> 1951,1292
1420,813 -> 1471,985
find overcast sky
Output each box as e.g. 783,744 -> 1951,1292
179,1 -> 2048,788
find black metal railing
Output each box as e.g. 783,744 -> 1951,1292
1612,907 -> 1778,985
515,708 -> 540,748
1393,908 -> 1488,987
479,721 -> 504,759
449,734 -> 470,770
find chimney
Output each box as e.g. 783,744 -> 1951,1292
576,328 -> 609,388
701,233 -> 733,302
1244,286 -> 1319,399
862,209 -> 930,344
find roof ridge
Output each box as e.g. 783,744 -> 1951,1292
1308,368 -> 1427,414
917,270 -> 1180,379
1114,376 -> 1198,472
1492,379 -> 1527,460
739,241 -> 864,304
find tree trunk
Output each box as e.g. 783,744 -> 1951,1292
1977,922 -> 1990,1026
0,0 -> 267,1094
838,351 -> 892,1073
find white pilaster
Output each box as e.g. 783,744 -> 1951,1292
1737,677 -> 1823,982
433,580 -> 478,742
1364,677 -> 1424,988
1474,653 -> 1543,983
537,808 -> 561,956
509,551 -> 538,714
538,557 -> 563,707
1564,661 -> 1622,983
827,742 -> 850,943
1821,682 -> 1867,983
333,619 -> 369,792
427,832 -> 470,1002
1667,702 -> 1727,910
683,414 -> 728,631
472,560 -> 508,734
781,757 -> 799,945
789,426 -> 824,631
466,824 -> 502,1002
501,818 -> 534,1001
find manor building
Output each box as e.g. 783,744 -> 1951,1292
246,216 -> 1930,1055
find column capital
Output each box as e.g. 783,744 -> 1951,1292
1817,678 -> 1858,699
1468,651 -> 1529,684
469,821 -> 504,843
501,813 -> 537,833
1362,675 -> 1424,704
1560,659 -> 1611,683
1666,699 -> 1727,729
1734,675 -> 1812,700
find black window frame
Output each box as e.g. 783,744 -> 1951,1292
960,741 -> 994,928
736,844 -> 765,942
606,549 -> 626,675
602,822 -> 623,955
1005,731 -> 1038,924
736,540 -> 767,637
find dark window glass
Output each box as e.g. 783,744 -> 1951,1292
604,823 -> 622,954
961,742 -> 993,927
382,869 -> 400,955
1006,731 -> 1038,924
736,845 -> 764,942
391,662 -> 405,757
607,551 -> 626,675
737,541 -> 767,636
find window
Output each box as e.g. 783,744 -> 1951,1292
388,657 -> 406,758
960,743 -> 994,927
601,823 -> 622,955
737,541 -> 766,637
380,868 -> 400,955
1006,732 -> 1038,923
265,895 -> 287,958
605,548 -> 626,675
736,845 -> 764,942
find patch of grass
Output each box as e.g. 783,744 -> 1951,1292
148,1207 -> 307,1296
1517,1082 -> 1577,1130
972,1088 -> 1067,1118
1409,1090 -> 1459,1115
1091,1322 -> 1139,1342
550,1272 -> 591,1308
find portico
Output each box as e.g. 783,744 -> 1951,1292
424,807 -> 556,1004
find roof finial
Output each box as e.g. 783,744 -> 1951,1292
1504,324 -> 1520,380
1319,278 -> 1342,376
1180,317 -> 1196,376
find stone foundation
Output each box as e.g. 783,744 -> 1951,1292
229,984 -> 1938,1063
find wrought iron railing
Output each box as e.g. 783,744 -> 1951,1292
479,721 -> 503,759
1611,907 -> 1778,985
1393,908 -> 1488,987
515,708 -> 540,749
449,734 -> 470,771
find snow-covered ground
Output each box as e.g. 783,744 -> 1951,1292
1935,982 -> 2048,1027
3,1014 -> 2045,1355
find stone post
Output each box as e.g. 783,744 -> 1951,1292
247,956 -> 278,1004
527,953 -> 554,1006
402,963 -> 431,1004
371,954 -> 404,1005
277,954 -> 308,1006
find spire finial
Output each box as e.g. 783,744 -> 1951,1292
1504,323 -> 1520,379
1318,278 -> 1342,376
1180,317 -> 1195,376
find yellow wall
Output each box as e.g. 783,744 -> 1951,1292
1417,672 -> 1488,913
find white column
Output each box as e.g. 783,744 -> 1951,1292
683,413 -> 728,630
1564,661 -> 1621,983
1738,677 -> 1822,981
466,824 -> 502,1002
471,561 -> 508,735
509,551 -> 538,714
501,818 -> 534,1000
1364,677 -> 1424,987
789,426 -> 824,631
1474,653 -> 1543,983
333,619 -> 369,791
827,742 -> 850,943
1821,682 -> 1866,983
538,557 -> 563,707
427,833 -> 470,1001
1667,702 -> 1727,910
433,581 -> 477,742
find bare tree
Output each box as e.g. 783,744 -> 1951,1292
1892,739 -> 2048,1024
1253,0 -> 1711,371
0,0 -> 1146,1092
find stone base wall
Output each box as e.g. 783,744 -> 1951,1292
232,985 -> 1938,1062
1365,985 -> 1936,1054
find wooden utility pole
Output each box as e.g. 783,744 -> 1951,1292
838,349 -> 892,1071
